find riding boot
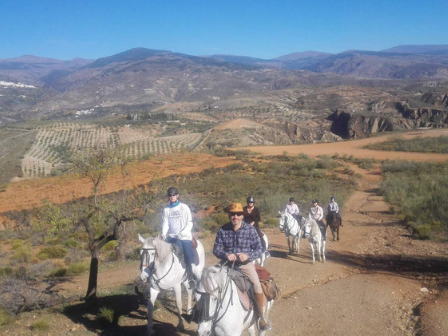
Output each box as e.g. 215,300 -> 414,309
254,292 -> 272,331
186,263 -> 196,290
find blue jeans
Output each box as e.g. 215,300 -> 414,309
167,237 -> 194,265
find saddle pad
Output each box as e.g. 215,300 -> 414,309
237,287 -> 251,311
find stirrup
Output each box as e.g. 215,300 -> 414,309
188,279 -> 196,290
264,251 -> 271,259
257,317 -> 272,331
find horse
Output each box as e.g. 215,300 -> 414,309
303,217 -> 326,264
326,212 -> 341,242
254,232 -> 269,267
278,211 -> 303,255
138,234 -> 205,335
195,264 -> 274,336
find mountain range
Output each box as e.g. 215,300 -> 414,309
1,44 -> 448,125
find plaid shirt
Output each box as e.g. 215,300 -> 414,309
213,221 -> 263,262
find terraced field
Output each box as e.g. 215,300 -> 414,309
17,122 -> 202,179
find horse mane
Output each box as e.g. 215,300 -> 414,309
152,236 -> 172,262
201,265 -> 222,296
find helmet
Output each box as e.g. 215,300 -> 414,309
167,187 -> 179,196
289,197 -> 295,202
247,196 -> 255,203
330,196 -> 335,200
312,199 -> 318,204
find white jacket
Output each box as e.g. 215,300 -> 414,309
285,203 -> 300,215
161,202 -> 193,240
310,205 -> 324,221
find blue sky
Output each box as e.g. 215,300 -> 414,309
1,0 -> 447,60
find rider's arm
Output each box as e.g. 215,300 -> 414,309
213,229 -> 228,260
294,204 -> 300,215
318,207 -> 324,221
255,208 -> 261,223
161,207 -> 169,238
178,204 -> 193,239
335,203 -> 339,213
246,228 -> 263,262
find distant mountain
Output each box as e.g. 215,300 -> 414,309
0,55 -> 93,86
382,44 -> 448,54
304,49 -> 448,79
274,51 -> 332,61
87,47 -> 171,68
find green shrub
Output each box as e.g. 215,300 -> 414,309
37,252 -> 49,261
49,268 -> 67,277
67,262 -> 87,275
11,239 -> 23,250
103,240 -> 118,251
64,237 -> 79,248
0,308 -> 14,326
98,307 -> 115,324
30,319 -> 50,331
38,245 -> 67,259
0,267 -> 13,277
10,247 -> 32,263
263,217 -> 279,228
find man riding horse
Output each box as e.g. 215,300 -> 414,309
310,199 -> 327,241
285,197 -> 301,223
327,196 -> 342,226
213,203 -> 272,332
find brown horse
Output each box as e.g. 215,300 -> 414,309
326,212 -> 341,242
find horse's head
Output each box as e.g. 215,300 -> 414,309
195,265 -> 225,336
278,211 -> 287,231
139,233 -> 168,282
303,216 -> 318,238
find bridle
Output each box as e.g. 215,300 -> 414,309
196,263 -> 237,326
280,213 -> 298,234
140,246 -> 177,288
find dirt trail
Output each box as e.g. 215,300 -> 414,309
2,137 -> 448,335
239,129 -> 448,161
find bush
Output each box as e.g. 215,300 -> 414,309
11,240 -> 24,250
67,262 -> 87,275
37,245 -> 67,259
412,225 -> 432,240
49,268 -> 67,277
0,308 -> 14,326
263,217 -> 279,228
10,247 -> 32,264
103,240 -> 118,251
64,237 -> 79,248
0,267 -> 13,277
30,319 -> 50,331
98,307 -> 115,324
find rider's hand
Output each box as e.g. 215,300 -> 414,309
226,253 -> 237,262
250,222 -> 255,226
237,253 -> 248,262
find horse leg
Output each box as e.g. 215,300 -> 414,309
309,241 -> 315,264
331,226 -> 336,242
147,287 -> 160,336
322,240 -> 326,263
287,236 -> 291,255
337,225 -> 340,241
317,241 -> 322,262
248,323 -> 257,336
296,234 -> 301,253
184,284 -> 193,313
173,284 -> 185,331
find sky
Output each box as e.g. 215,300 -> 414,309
1,0 -> 448,61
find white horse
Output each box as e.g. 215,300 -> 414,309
303,217 -> 326,263
278,211 -> 303,255
254,232 -> 269,267
196,265 -> 274,336
138,234 -> 205,335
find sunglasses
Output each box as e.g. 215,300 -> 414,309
169,194 -> 178,197
229,213 -> 243,217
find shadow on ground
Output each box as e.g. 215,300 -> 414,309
63,292 -> 196,336
326,250 -> 448,276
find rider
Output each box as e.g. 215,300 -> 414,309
161,186 -> 196,289
285,197 -> 300,222
327,196 -> 343,226
213,203 -> 271,332
310,199 -> 327,241
243,196 -> 266,251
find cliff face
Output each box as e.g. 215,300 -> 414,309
396,102 -> 448,124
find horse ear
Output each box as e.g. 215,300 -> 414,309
138,234 -> 145,243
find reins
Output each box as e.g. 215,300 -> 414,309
140,246 -> 179,288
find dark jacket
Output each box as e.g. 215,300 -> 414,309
243,206 -> 261,225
